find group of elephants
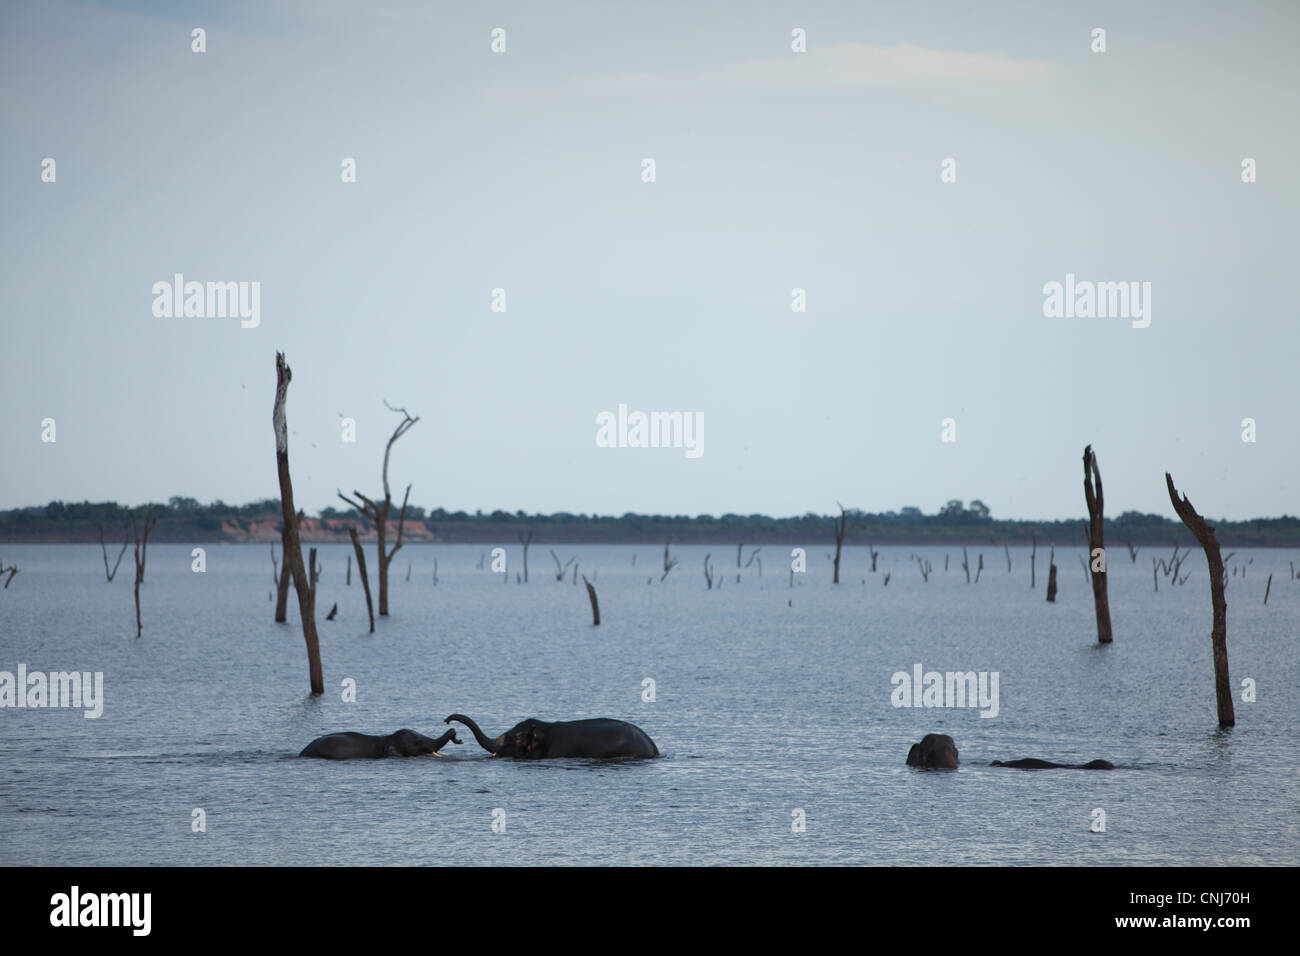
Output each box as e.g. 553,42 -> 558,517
301,721 -> 1111,768
299,714 -> 660,760
905,733 -> 1115,770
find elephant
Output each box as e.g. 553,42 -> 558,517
299,728 -> 461,760
906,733 -> 959,769
991,758 -> 1115,770
445,713 -> 659,759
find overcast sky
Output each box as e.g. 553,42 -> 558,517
2,0 -> 1296,520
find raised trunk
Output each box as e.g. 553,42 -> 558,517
445,714 -> 502,754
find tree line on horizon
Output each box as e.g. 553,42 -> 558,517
4,496 -> 1299,546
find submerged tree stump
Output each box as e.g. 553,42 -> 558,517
1165,472 -> 1234,728
348,526 -> 375,634
1046,545 -> 1058,603
582,574 -> 600,625
274,353 -> 324,695
1083,445 -> 1113,643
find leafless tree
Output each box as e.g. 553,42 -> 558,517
338,400 -> 418,616
518,529 -> 533,583
832,502 -> 848,584
1165,472 -> 1234,727
347,526 -> 374,634
974,553 -> 984,583
1004,543 -> 1012,573
1082,445 -> 1113,643
704,553 -> 715,590
128,505 -> 156,637
661,540 -> 679,581
550,549 -> 576,582
961,546 -> 970,583
0,560 -> 18,589
1030,529 -> 1037,588
274,353 -> 323,694
1126,541 -> 1139,563
99,521 -> 129,582
583,574 -> 600,625
1046,545 -> 1057,602
274,517 -> 298,623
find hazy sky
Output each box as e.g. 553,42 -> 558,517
2,0 -> 1296,520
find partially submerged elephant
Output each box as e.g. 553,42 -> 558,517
906,733 -> 959,769
300,728 -> 461,760
991,758 -> 1114,770
446,714 -> 659,759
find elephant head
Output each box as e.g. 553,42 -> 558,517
446,714 -> 546,758
386,728 -> 460,757
906,733 -> 959,769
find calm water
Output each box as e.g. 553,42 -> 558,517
1,542 -> 1296,865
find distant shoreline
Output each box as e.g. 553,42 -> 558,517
4,500 -> 1298,547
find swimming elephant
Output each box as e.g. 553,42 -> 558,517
299,728 -> 461,760
991,758 -> 1115,770
445,713 -> 659,759
906,733 -> 959,769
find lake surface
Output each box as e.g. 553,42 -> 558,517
1,542 -> 1296,865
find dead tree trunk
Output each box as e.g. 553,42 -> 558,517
1004,543 -> 1011,573
549,549 -> 575,582
128,506 -> 156,637
583,574 -> 600,625
338,401 -> 418,616
274,352 -> 324,695
1046,545 -> 1057,602
974,554 -> 984,583
704,553 -> 715,590
99,521 -> 129,582
308,547 -> 320,603
348,526 -> 375,634
274,523 -> 296,623
1030,530 -> 1037,588
1264,573 -> 1272,605
0,561 -> 18,589
1165,472 -> 1234,727
661,540 -> 679,581
1083,445 -> 1113,643
518,529 -> 533,583
346,553 -> 351,585
961,546 -> 970,583
832,502 -> 848,584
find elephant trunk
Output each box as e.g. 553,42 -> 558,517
432,729 -> 461,751
445,714 -> 502,754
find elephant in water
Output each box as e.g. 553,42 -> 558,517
991,758 -> 1115,770
906,733 -> 959,769
299,728 -> 461,759
445,714 -> 659,759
